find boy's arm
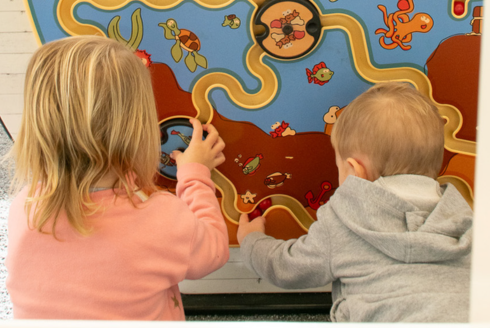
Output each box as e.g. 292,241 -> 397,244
238,213 -> 334,289
176,163 -> 230,279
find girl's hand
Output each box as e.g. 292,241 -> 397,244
171,118 -> 226,171
237,213 -> 266,245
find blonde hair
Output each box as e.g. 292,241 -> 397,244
331,82 -> 445,179
8,35 -> 160,236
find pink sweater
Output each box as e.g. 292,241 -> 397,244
6,163 -> 229,320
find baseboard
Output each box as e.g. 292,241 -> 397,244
182,292 -> 332,315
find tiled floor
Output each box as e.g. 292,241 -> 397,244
0,122 -> 329,322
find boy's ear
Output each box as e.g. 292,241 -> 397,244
346,157 -> 368,180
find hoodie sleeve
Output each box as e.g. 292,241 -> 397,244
176,163 -> 230,279
240,209 -> 335,289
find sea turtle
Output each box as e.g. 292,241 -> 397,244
159,19 -> 208,73
222,14 -> 241,29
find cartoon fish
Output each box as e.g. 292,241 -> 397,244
243,154 -> 264,175
222,14 -> 241,29
171,130 -> 191,145
264,172 -> 292,189
160,151 -> 176,168
306,62 -> 334,86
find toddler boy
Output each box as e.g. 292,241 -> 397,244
237,82 -> 472,322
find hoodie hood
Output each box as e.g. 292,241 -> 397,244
329,175 -> 472,263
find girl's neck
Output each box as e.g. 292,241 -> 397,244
92,172 -> 119,189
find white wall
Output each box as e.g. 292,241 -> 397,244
0,0 -> 38,140
469,2 -> 490,322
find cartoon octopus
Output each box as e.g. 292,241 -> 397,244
375,0 -> 434,51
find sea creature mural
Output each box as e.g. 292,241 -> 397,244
270,9 -> 304,28
324,105 -> 344,135
467,6 -> 483,35
270,121 -> 296,138
107,8 -> 143,50
306,62 -> 334,85
171,130 -> 191,145
271,31 -> 306,49
269,9 -> 306,49
159,18 -> 208,72
242,154 -> 264,175
107,8 -> 151,66
323,106 -> 340,124
264,172 -> 292,189
160,151 -> 176,168
135,50 -> 152,67
222,14 -> 241,29
240,190 -> 257,204
375,0 -> 434,50
249,198 -> 273,220
452,0 -> 471,18
305,181 -> 333,210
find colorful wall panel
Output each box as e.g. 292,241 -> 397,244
25,0 -> 482,246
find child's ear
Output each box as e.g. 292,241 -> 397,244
346,158 -> 368,180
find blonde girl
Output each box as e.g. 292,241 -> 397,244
6,35 -> 228,320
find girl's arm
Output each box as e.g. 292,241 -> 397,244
172,119 -> 229,279
176,162 -> 229,279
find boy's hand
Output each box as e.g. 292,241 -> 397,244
171,118 -> 225,171
237,213 -> 266,245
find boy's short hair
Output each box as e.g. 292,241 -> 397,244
10,35 -> 160,236
331,82 -> 445,179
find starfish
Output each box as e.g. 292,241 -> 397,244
241,191 -> 257,204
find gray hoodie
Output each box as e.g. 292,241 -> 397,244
240,175 -> 472,322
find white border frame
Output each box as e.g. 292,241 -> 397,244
1,1 -> 489,326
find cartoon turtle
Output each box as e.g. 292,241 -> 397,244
159,19 -> 208,73
222,14 -> 241,29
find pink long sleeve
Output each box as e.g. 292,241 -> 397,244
176,163 -> 230,279
6,163 -> 229,320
